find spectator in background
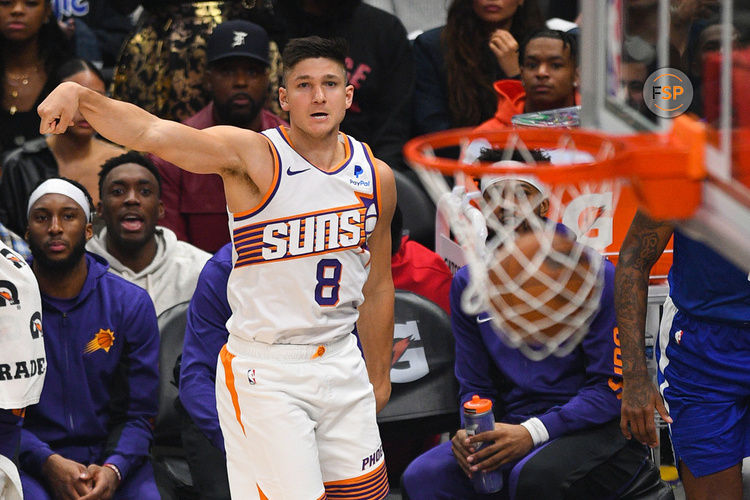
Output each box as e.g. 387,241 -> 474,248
151,19 -> 286,253
475,29 -> 578,131
19,177 -> 160,499
0,59 -> 125,236
0,239 -> 46,500
621,51 -> 651,119
684,16 -> 739,119
273,0 -> 415,172
86,152 -> 210,318
0,0 -> 71,155
52,0 -> 136,74
412,0 -> 543,135
391,205 -> 452,315
110,0 -> 281,121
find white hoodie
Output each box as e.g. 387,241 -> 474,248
87,226 -> 211,318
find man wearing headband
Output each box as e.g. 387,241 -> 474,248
19,178 -> 160,500
402,150 -> 662,499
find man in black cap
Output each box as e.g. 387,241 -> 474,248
151,20 -> 287,253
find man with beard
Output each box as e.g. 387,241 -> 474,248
152,20 -> 287,253
86,152 -> 210,318
19,178 -> 160,499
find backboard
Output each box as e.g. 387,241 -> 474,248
580,0 -> 750,274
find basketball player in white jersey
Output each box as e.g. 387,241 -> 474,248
38,36 -> 396,499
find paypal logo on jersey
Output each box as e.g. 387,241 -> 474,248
349,165 -> 371,187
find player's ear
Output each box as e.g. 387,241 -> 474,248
345,84 -> 354,110
158,200 -> 165,220
539,198 -> 550,218
279,86 -> 289,112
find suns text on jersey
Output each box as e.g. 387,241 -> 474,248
262,208 -> 365,260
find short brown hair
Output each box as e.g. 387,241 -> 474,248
281,36 -> 348,86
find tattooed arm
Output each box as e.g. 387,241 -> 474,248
615,210 -> 674,447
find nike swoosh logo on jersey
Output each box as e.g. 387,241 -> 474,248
477,315 -> 492,324
287,167 -> 311,176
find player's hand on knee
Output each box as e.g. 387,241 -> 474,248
79,464 -> 119,500
37,82 -> 79,135
620,373 -> 672,448
450,429 -> 473,477
41,454 -> 93,500
465,423 -> 533,473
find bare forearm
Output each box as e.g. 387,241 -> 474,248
615,211 -> 673,376
77,85 -> 160,152
357,288 -> 394,387
615,265 -> 650,375
39,82 -> 253,175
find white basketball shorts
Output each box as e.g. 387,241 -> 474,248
216,333 -> 388,499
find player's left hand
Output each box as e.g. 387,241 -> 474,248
465,423 -> 533,472
79,464 -> 119,500
489,29 -> 521,78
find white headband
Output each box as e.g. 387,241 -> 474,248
480,161 -> 548,197
27,179 -> 91,222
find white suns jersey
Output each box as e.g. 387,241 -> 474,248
225,127 -> 382,346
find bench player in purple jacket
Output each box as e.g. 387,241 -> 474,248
402,175 -> 650,499
19,178 -> 160,500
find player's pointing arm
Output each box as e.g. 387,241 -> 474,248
38,82 -> 269,178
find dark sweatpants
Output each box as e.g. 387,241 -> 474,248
402,419 -> 648,500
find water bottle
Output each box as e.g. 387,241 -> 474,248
463,395 -> 504,494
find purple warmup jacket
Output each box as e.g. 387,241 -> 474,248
20,253 -> 159,480
178,243 -> 233,450
452,260 -> 623,439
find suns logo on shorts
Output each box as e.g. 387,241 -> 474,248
84,328 -> 116,354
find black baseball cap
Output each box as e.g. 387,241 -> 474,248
206,20 -> 270,66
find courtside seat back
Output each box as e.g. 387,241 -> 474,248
393,169 -> 436,251
378,290 -> 459,433
154,301 -> 190,445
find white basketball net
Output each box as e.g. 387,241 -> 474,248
411,131 -> 621,360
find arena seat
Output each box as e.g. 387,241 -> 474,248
151,301 -> 196,500
378,290 -> 459,431
379,290 -> 459,496
393,169 -> 436,251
